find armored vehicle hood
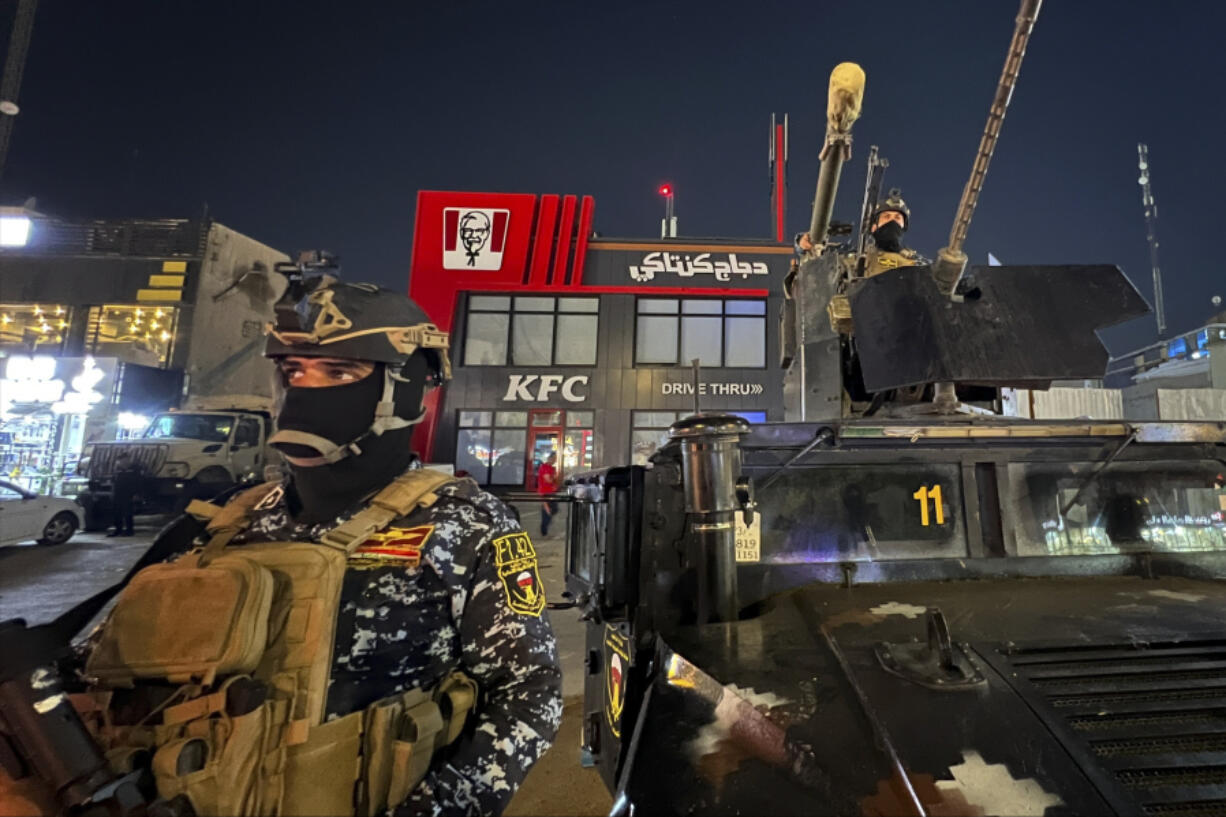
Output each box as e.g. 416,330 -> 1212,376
626,572 -> 1226,816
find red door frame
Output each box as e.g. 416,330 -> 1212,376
525,409 -> 563,490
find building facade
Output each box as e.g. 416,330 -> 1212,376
408,191 -> 791,489
1106,321 -> 1226,391
0,213 -> 287,493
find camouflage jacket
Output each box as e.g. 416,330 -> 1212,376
233,477 -> 563,817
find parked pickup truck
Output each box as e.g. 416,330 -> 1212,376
77,407 -> 275,529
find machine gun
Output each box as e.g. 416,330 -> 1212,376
785,0 -> 1146,422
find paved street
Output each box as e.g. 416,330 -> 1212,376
0,503 -> 609,815
0,522 -> 161,626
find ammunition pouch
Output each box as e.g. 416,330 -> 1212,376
827,294 -> 853,334
78,469 -> 472,816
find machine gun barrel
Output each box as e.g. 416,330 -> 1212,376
806,62 -> 865,248
932,0 -> 1042,294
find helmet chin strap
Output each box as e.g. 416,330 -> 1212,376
270,365 -> 425,468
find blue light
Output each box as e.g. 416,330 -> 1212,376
1168,338 -> 1188,358
1197,329 -> 1209,351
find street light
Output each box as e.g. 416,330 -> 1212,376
0,215 -> 31,246
658,183 -> 676,238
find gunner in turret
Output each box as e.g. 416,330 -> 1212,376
862,188 -> 926,277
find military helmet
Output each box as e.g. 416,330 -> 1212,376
265,274 -> 451,383
873,188 -> 910,230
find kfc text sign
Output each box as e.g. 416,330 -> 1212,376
443,208 -> 510,270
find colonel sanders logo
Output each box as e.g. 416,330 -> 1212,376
443,208 -> 510,270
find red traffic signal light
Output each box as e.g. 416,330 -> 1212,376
658,184 -> 673,197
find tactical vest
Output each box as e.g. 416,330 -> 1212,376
79,469 -> 476,817
827,250 -> 925,333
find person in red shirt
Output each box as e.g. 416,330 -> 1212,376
536,450 -> 560,536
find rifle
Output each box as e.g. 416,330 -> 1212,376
853,146 -> 888,278
0,511 -> 218,815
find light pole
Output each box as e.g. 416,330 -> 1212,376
658,183 -> 676,238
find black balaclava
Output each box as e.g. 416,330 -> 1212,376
273,355 -> 429,525
871,220 -> 905,253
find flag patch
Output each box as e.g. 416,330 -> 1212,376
351,525 -> 434,566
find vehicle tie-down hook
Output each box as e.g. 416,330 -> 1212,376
874,607 -> 986,690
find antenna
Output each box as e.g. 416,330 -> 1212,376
658,184 -> 676,238
1137,143 -> 1167,338
769,113 -> 789,242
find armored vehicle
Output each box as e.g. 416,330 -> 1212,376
561,2 -> 1226,814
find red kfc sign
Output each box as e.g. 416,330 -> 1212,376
443,207 -> 511,270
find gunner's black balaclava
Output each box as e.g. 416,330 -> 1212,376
871,220 -> 905,253
273,355 -> 429,524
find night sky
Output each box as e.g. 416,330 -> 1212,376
3,1 -> 1224,355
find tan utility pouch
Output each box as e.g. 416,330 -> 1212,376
148,676 -> 277,816
357,672 -> 479,815
86,552 -> 276,686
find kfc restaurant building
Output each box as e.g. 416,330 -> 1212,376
409,191 -> 791,490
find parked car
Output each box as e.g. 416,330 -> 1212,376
0,479 -> 82,546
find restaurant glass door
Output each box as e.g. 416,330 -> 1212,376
525,409 -> 563,491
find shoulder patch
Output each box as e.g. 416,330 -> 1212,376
491,532 -> 546,617
350,524 -> 434,566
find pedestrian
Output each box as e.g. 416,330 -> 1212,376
537,450 -> 560,537
107,453 -> 140,537
68,273 -> 563,816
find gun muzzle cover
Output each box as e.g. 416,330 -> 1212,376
849,264 -> 1149,391
827,63 -> 865,134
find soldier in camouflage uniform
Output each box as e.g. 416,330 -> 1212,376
253,274 -> 562,815
71,272 -> 563,817
860,188 -> 927,277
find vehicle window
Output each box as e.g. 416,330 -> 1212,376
235,418 -> 261,448
569,502 -> 601,583
755,463 -> 967,563
0,484 -> 25,500
1006,460 -> 1226,556
144,414 -> 234,443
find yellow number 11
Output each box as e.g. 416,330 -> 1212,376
912,485 -> 945,526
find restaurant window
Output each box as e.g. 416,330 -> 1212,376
86,305 -> 178,367
463,296 -> 598,367
630,410 -> 766,465
635,298 -> 766,367
456,410 -> 529,486
0,304 -> 70,353
456,409 -> 597,486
